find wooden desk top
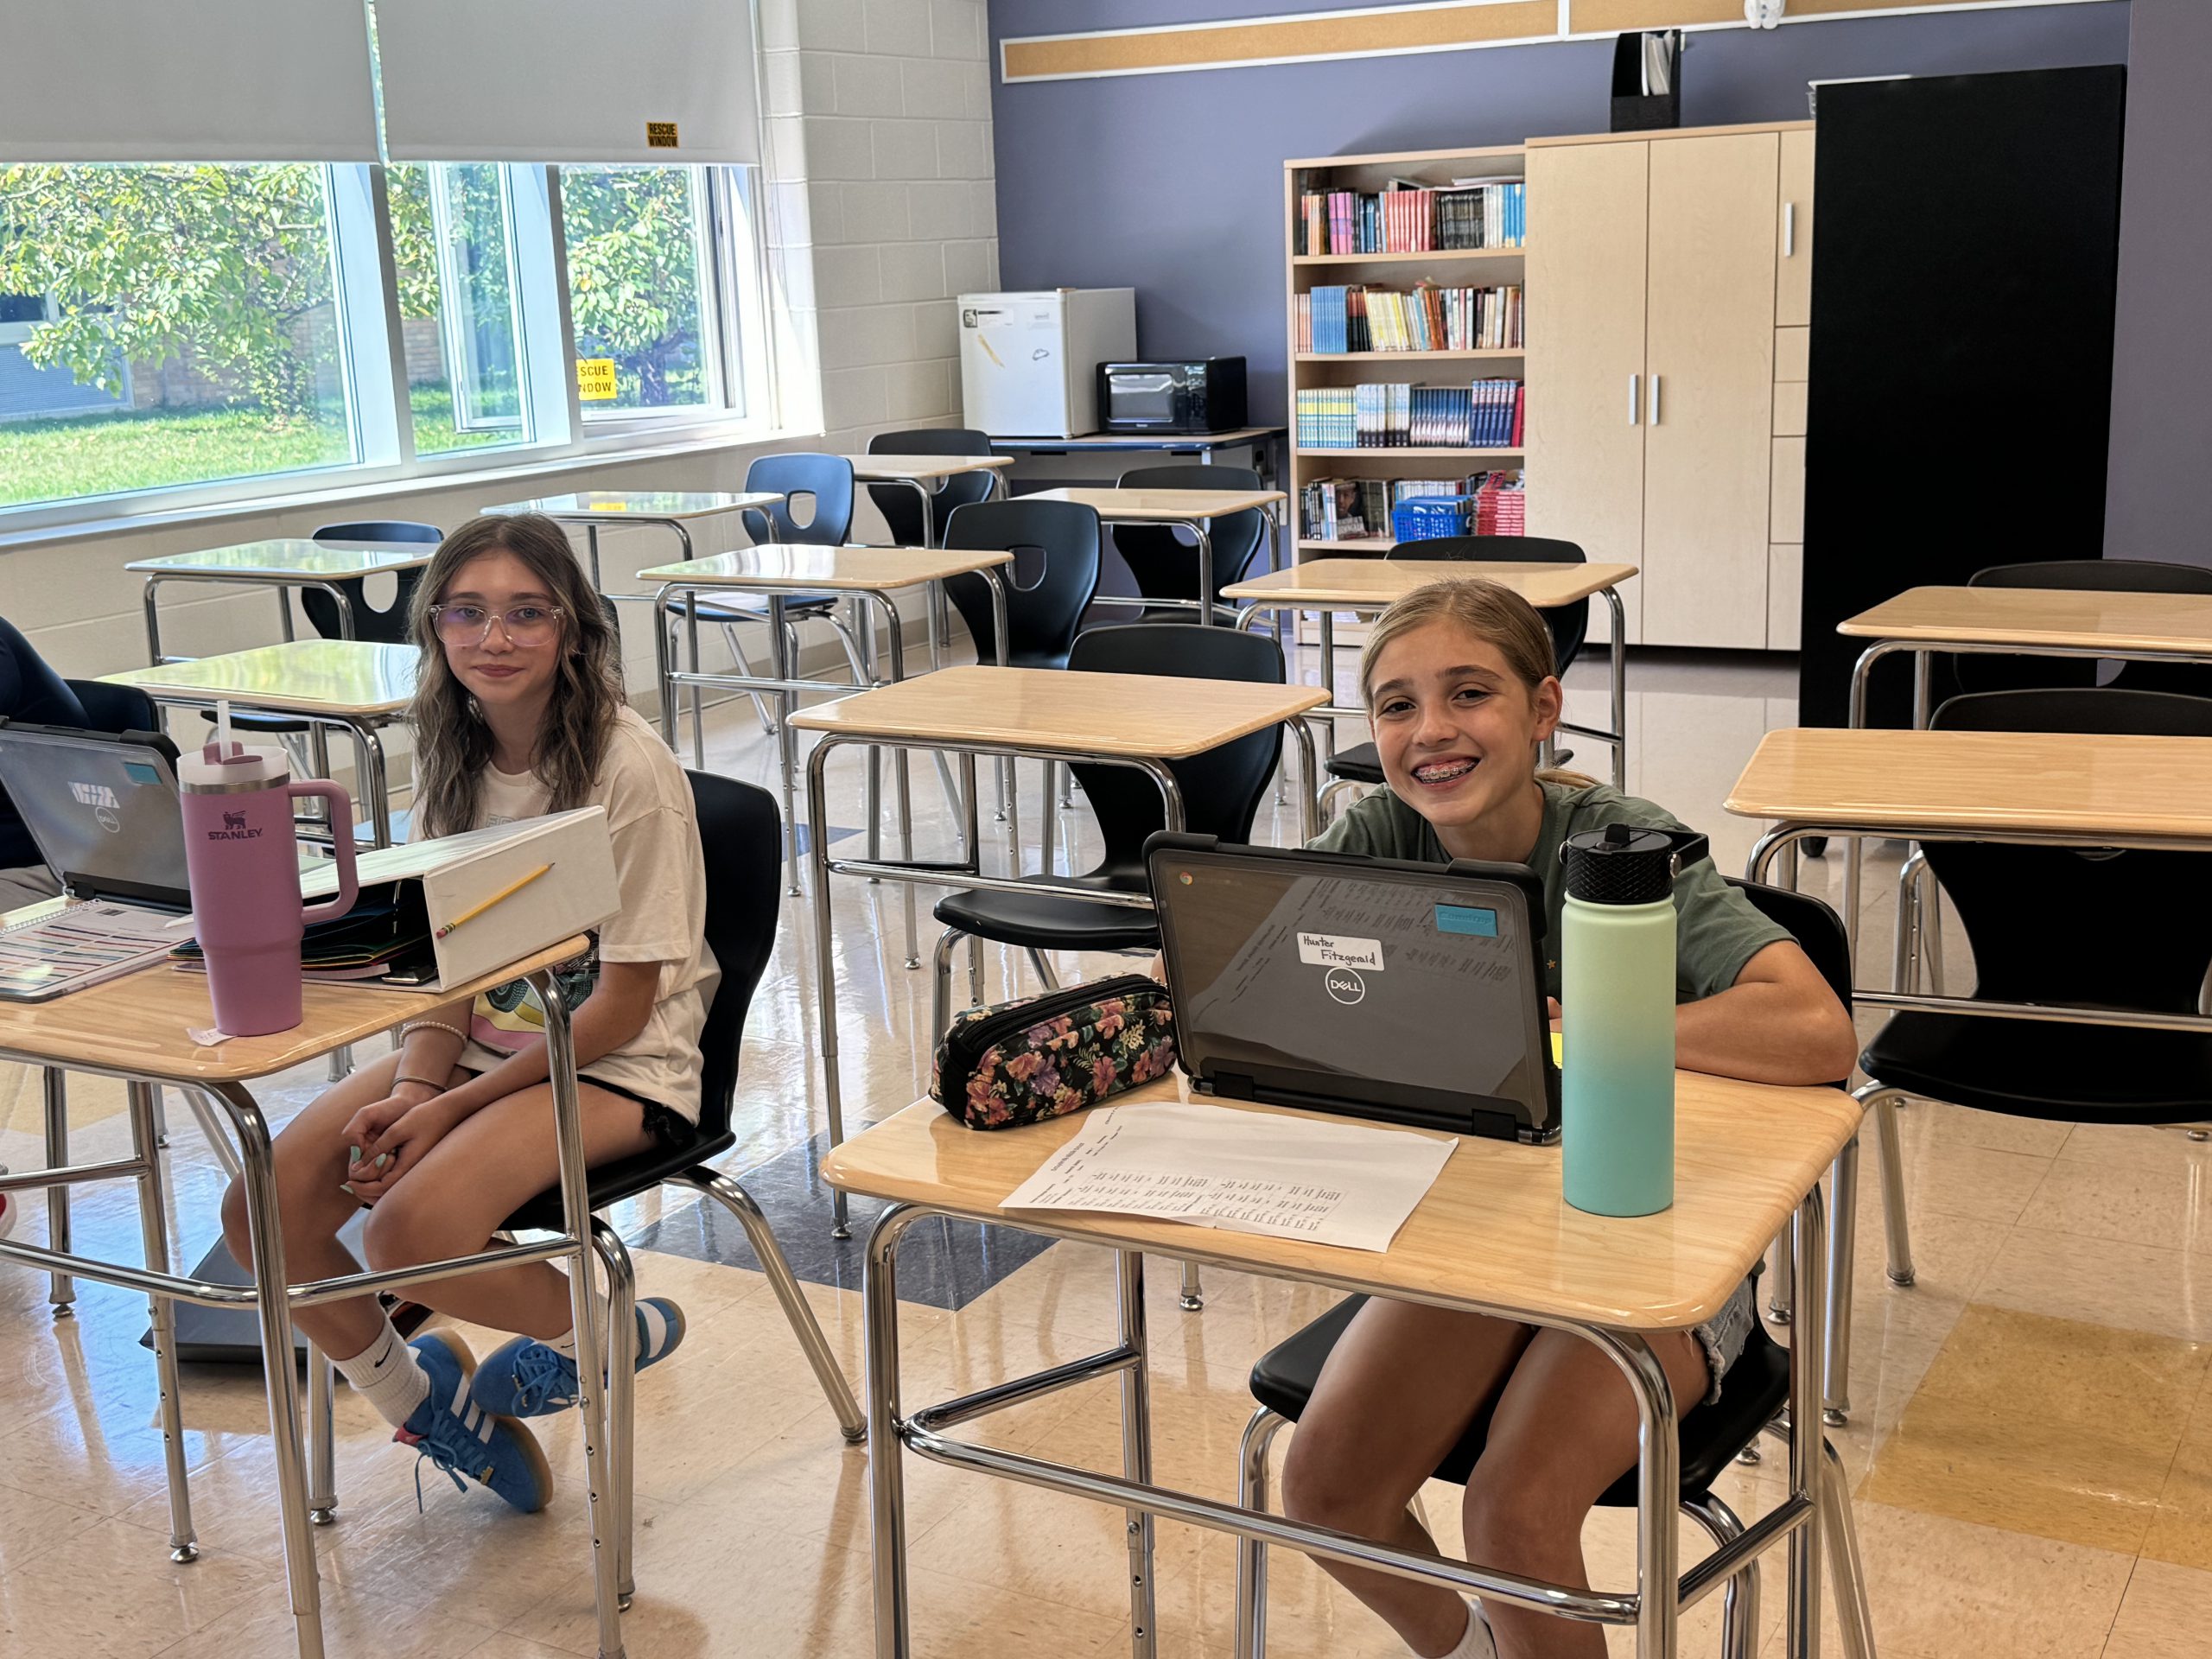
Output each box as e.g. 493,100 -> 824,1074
1224,558 -> 1639,611
823,1077 -> 1858,1330
0,938 -> 585,1084
1023,486 -> 1287,520
635,543 -> 1013,591
843,454 -> 1014,481
988,429 -> 1282,451
484,491 -> 783,521
1837,585 -> 2212,655
127,540 -> 436,579
102,642 -> 416,717
1726,727 -> 2212,842
786,664 -> 1327,760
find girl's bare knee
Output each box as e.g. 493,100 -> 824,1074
1281,1416 -> 1396,1532
359,1195 -> 429,1272
1462,1452 -> 1583,1565
219,1176 -> 251,1261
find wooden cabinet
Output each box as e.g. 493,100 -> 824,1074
1777,129 -> 1815,327
1641,132 -> 1777,649
1528,124 -> 1802,651
1525,139 -> 1650,643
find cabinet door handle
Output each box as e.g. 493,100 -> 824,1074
1629,373 -> 1640,426
1649,374 -> 1662,425
1785,202 -> 1797,257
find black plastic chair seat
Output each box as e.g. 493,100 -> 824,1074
663,590 -> 839,621
201,707 -> 315,736
502,1122 -> 736,1236
1323,741 -> 1384,785
1249,1294 -> 1790,1503
1861,1013 -> 2212,1123
933,878 -> 1160,952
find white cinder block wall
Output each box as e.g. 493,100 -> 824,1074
0,0 -> 998,745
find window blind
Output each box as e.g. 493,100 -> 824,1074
374,0 -> 763,165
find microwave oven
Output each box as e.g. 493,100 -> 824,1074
1096,358 -> 1248,435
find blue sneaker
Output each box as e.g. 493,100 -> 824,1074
471,1297 -> 688,1418
396,1330 -> 554,1514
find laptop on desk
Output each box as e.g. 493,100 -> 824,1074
1146,834 -> 1560,1143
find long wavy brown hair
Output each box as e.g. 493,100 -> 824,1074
407,513 -> 623,837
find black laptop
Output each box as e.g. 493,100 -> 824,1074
1146,834 -> 1560,1143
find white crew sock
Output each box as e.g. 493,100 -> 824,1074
334,1318 -> 431,1430
545,1294 -> 615,1362
1437,1599 -> 1497,1659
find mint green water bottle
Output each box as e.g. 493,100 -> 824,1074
1559,823 -> 1708,1217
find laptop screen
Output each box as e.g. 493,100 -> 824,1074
1150,841 -> 1555,1140
0,724 -> 189,907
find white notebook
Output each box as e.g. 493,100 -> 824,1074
0,897 -> 187,1002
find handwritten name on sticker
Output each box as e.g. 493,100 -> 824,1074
1296,931 -> 1383,972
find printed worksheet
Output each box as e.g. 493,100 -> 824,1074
1001,1099 -> 1456,1252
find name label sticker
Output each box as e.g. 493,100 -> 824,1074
1433,904 -> 1498,938
1297,931 -> 1382,972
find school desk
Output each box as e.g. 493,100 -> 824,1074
1224,558 -> 1640,788
1020,486 -> 1290,626
482,488 -> 786,588
1832,584 -> 2212,966
821,1074 -> 1870,1659
126,539 -> 439,665
638,543 -> 1016,908
788,666 -> 1327,1234
101,640 -> 416,849
0,939 -> 631,1659
842,453 -> 1014,546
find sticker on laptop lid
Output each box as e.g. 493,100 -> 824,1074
1297,932 -> 1382,972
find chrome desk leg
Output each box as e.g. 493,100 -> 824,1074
1681,1493 -> 1758,1659
1870,1088 -> 1915,1286
1117,1250 -> 1160,1659
881,598 -> 919,969
1192,521 -> 1215,629
306,1346 -> 337,1524
211,1081 -> 327,1659
1822,1440 -> 1878,1659
1179,1261 -> 1204,1312
1605,587 -> 1629,791
1234,1408 -> 1289,1659
536,973 -> 628,1659
43,1068 -> 73,1314
1585,1325 -> 1680,1658
772,594 -> 801,898
129,1081 -> 197,1561
1787,1184 -> 1828,1659
593,1220 -> 639,1608
808,742 -> 852,1239
1824,1132 -> 1859,1426
866,1205 -> 925,1659
1767,1226 -> 1793,1325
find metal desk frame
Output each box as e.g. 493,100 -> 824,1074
849,1183 -> 1857,1659
0,969 -> 629,1659
1232,586 -> 1632,792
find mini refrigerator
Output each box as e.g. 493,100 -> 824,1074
958,288 -> 1136,438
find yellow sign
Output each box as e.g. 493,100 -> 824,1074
576,359 -> 618,402
645,121 -> 679,149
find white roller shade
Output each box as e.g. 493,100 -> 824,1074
0,1 -> 378,163
376,0 -> 763,165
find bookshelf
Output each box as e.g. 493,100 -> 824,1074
1283,143 -> 1529,636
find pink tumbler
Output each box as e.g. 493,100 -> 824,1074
178,741 -> 359,1036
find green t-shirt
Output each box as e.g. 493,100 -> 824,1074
1310,780 -> 1789,1003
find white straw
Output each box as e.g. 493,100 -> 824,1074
216,697 -> 233,755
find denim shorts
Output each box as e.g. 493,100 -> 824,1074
1692,1274 -> 1759,1406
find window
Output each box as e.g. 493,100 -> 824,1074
0,163 -> 353,509
560,165 -> 735,422
0,158 -> 768,524
388,162 -> 532,456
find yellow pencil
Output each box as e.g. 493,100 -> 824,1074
435,862 -> 555,939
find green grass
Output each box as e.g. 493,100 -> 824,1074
0,385 -> 512,507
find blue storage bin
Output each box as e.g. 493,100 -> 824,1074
1390,497 -> 1477,543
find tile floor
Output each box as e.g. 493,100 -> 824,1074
4,634 -> 2211,1659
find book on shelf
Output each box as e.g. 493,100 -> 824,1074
1301,470 -> 1525,541
1294,381 -> 1524,449
1296,179 -> 1525,256
1296,283 -> 1522,353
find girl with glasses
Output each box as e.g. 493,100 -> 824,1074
219,512 -> 714,1511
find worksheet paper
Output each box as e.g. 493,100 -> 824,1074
1001,1100 -> 1456,1252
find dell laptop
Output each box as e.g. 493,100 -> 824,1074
1147,834 -> 1560,1142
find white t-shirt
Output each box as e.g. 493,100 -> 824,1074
457,704 -> 719,1123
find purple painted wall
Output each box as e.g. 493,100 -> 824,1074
2105,0 -> 2212,568
987,2 -> 2130,423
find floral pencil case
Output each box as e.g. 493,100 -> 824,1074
930,975 -> 1178,1130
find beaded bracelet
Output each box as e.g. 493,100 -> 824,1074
397,1019 -> 467,1045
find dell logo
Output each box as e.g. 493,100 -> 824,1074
1325,968 -> 1365,1006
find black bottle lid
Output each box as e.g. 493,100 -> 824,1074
1561,823 -> 1711,906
